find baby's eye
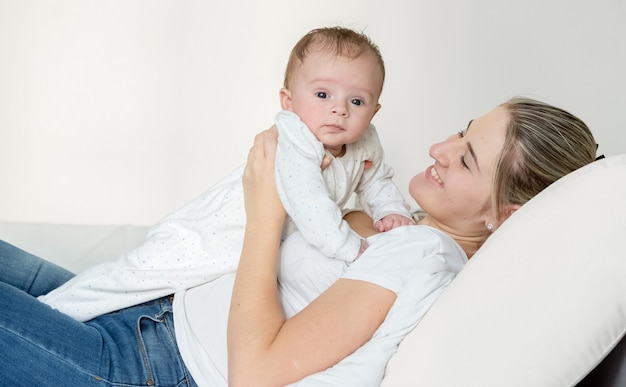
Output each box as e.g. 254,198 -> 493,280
316,92 -> 328,99
351,98 -> 364,106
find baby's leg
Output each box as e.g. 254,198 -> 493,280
39,164 -> 247,321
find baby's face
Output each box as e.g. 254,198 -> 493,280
282,48 -> 382,156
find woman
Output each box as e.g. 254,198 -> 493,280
0,97 -> 597,386
226,97 -> 598,386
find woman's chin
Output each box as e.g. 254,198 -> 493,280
408,173 -> 426,198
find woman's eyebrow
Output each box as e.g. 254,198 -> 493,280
467,142 -> 480,173
465,120 -> 481,173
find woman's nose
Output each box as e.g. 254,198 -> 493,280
429,140 -> 451,166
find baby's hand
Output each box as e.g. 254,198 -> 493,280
353,239 -> 369,261
321,155 -> 333,171
375,214 -> 416,232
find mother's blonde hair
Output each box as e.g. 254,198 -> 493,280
493,97 -> 597,220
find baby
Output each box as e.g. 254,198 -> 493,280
39,27 -> 413,322
275,26 -> 413,259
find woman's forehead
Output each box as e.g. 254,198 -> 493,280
471,106 -> 508,129
469,106 -> 509,137
468,107 -> 509,167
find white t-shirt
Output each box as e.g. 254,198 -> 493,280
174,225 -> 467,386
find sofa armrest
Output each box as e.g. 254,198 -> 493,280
0,222 -> 148,273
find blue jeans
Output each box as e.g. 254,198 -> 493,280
0,239 -> 75,296
0,240 -> 197,386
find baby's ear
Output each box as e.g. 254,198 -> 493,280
279,88 -> 293,111
373,103 -> 381,116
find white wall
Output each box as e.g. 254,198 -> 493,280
1,0 -> 624,226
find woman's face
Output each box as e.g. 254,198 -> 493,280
409,106 -> 509,232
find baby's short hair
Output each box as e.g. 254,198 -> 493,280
283,26 -> 385,94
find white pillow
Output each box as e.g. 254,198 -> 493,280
382,154 -> 626,386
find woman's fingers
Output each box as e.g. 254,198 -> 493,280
246,126 -> 278,169
261,126 -> 278,159
243,126 -> 285,222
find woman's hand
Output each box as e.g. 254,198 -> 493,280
241,126 -> 286,227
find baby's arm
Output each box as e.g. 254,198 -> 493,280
275,112 -> 363,262
356,127 -> 414,230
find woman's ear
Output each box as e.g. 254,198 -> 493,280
504,204 -> 521,220
486,204 -> 522,231
279,88 -> 293,111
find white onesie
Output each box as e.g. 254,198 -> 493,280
39,110 -> 411,322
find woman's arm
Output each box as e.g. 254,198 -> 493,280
344,211 -> 379,238
227,128 -> 396,386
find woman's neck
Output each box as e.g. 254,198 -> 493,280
417,215 -> 487,259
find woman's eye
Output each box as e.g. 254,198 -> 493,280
316,92 -> 328,99
460,155 -> 470,170
458,130 -> 465,138
351,98 -> 363,106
